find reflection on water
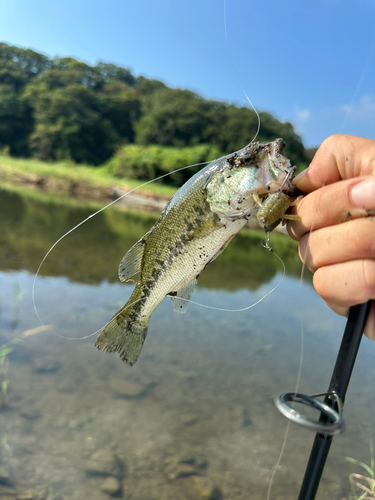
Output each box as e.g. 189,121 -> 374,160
1,188 -> 375,500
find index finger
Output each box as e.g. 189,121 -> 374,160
293,134 -> 375,194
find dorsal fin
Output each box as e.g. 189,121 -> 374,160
118,238 -> 145,282
170,278 -> 197,314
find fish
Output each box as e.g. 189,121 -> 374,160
95,138 -> 298,365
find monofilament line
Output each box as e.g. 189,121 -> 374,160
223,0 -> 261,144
267,211 -> 312,499
31,160 -> 211,328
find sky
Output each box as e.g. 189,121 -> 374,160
1,0 -> 375,147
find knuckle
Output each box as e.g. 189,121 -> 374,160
350,219 -> 375,257
362,260 -> 375,296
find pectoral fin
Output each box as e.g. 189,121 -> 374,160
170,278 -> 197,314
118,238 -> 146,282
206,234 -> 235,266
186,217 -> 221,241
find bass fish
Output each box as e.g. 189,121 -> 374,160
95,138 -> 297,365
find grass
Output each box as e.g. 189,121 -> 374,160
0,153 -> 177,198
0,282 -> 53,410
347,442 -> 375,499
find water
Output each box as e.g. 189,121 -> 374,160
0,187 -> 374,500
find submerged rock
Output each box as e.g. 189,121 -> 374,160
20,407 -> 41,420
15,487 -> 60,500
164,462 -> 202,481
32,357 -> 60,374
109,379 -> 151,399
187,476 -> 223,500
85,449 -> 122,478
100,476 -> 121,496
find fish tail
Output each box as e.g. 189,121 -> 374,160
95,307 -> 149,366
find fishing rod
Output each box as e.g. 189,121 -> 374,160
275,300 -> 372,500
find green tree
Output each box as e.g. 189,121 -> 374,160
0,43 -> 50,155
100,82 -> 140,144
25,83 -> 118,164
24,58 -> 140,164
135,88 -> 213,147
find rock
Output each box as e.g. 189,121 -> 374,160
85,449 -> 121,477
18,486 -> 53,500
20,408 -> 41,420
187,476 -> 223,500
179,413 -> 198,426
0,445 -> 16,487
16,492 -> 36,500
0,466 -> 13,485
0,484 -> 17,499
242,408 -> 252,427
32,357 -> 60,374
100,477 -> 121,496
16,488 -> 50,500
165,462 -> 202,481
109,379 -> 150,399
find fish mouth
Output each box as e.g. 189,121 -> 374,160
266,139 -> 303,197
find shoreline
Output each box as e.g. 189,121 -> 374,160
0,161 -> 287,233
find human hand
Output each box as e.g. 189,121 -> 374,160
288,134 -> 375,340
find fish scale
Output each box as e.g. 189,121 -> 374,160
95,138 -> 298,366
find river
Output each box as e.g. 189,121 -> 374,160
0,187 -> 374,500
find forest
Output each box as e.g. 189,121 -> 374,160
0,42 -> 307,185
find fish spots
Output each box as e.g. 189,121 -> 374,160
195,205 -> 205,216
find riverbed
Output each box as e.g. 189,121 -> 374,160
0,187 -> 374,500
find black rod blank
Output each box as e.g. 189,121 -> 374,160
297,300 -> 372,500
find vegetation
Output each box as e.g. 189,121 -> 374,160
347,443 -> 375,499
0,187 -> 305,290
106,143 -> 223,186
0,152 -> 177,197
0,42 -> 307,186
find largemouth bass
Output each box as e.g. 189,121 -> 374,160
95,138 -> 297,365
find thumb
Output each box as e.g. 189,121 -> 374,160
293,134 -> 375,194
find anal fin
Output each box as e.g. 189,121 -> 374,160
118,238 -> 145,282
170,278 -> 197,314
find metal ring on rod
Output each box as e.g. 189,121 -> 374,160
275,392 -> 345,436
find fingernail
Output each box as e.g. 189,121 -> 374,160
293,168 -> 308,184
350,179 -> 375,209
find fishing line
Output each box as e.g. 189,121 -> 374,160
339,32 -> 375,134
32,160 -> 211,329
266,234 -> 309,499
33,1 -> 285,342
223,0 -> 261,144
42,246 -> 286,341
45,295 -> 147,341
172,247 -> 286,313
266,24 -> 375,487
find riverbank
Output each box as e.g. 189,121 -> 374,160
0,154 -> 175,214
0,153 -> 289,233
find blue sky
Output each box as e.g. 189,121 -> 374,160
1,0 -> 375,147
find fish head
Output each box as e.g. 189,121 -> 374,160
250,138 -> 297,195
206,138 -> 298,220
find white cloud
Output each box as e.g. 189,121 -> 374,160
340,94 -> 375,121
295,106 -> 311,122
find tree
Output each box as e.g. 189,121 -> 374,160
135,88 -> 213,147
24,58 -> 140,164
25,83 -> 118,164
0,43 -> 50,155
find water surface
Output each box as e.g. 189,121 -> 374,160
0,188 -> 374,500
